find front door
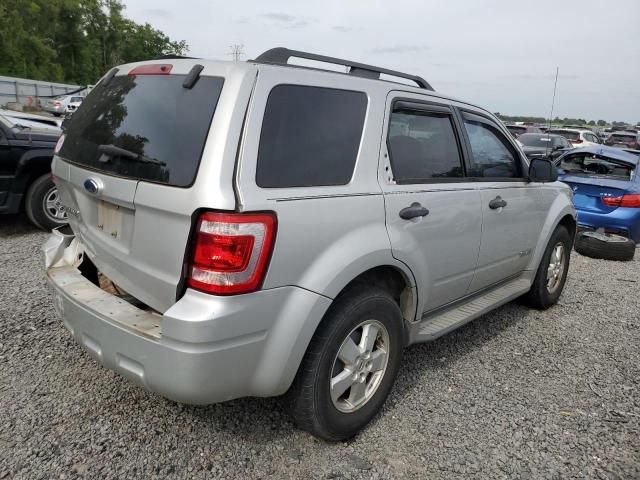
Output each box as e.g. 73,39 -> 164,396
458,111 -> 547,292
380,94 -> 482,315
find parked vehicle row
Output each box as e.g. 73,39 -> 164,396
44,48 -> 576,441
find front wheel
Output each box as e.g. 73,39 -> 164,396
288,286 -> 404,441
523,225 -> 571,309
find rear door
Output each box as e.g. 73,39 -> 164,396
459,110 -> 546,292
381,94 -> 482,314
52,61 -> 253,312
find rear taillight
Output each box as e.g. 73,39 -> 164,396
54,101 -> 61,107
602,194 -> 640,208
187,212 -> 277,295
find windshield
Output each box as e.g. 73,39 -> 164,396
519,134 -> 554,148
549,130 -> 580,141
59,74 -> 224,187
560,153 -> 634,180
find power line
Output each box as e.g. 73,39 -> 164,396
228,44 -> 245,62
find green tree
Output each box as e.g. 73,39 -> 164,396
596,119 -> 606,126
0,0 -> 188,85
587,120 -> 595,126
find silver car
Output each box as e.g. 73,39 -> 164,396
44,48 -> 576,441
43,95 -> 83,116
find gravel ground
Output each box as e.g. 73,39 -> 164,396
1,215 -> 638,479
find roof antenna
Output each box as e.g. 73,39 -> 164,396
546,66 -> 559,158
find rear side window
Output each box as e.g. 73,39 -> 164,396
387,109 -> 463,183
256,85 -> 367,188
60,74 -> 224,187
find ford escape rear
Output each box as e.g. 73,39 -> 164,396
45,48 -> 576,441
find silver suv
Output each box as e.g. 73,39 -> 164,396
44,48 -> 576,441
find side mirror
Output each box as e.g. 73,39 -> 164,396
529,158 -> 558,183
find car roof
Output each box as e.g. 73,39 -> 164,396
519,133 -> 563,138
113,56 -> 493,118
549,128 -> 583,133
561,145 -> 639,165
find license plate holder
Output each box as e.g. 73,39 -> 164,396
97,201 -> 124,240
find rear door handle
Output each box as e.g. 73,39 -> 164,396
488,196 -> 507,209
399,202 -> 430,220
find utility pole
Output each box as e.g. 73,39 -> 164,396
228,44 -> 245,62
548,66 -> 559,128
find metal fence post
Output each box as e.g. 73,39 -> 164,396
14,81 -> 18,103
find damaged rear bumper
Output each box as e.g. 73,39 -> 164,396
44,228 -> 331,404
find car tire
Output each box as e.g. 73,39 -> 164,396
288,285 -> 404,441
25,174 -> 68,230
574,231 -> 635,261
523,225 -> 572,310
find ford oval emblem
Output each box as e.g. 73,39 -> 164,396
83,178 -> 103,195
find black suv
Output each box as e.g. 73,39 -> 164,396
0,114 -> 66,229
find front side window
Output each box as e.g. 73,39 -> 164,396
463,118 -> 521,178
387,109 -> 463,183
256,85 -> 367,188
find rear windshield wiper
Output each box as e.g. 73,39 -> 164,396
98,144 -> 166,166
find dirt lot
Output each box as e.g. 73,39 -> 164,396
0,215 -> 638,479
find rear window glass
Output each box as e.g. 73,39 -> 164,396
256,85 -> 367,188
549,129 -> 580,141
611,134 -> 636,142
506,125 -> 526,134
388,110 -> 463,183
59,74 -> 224,187
519,134 -> 553,147
560,153 -> 634,180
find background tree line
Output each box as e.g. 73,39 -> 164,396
0,0 -> 188,86
494,113 -> 636,128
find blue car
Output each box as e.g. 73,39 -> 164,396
555,146 -> 640,243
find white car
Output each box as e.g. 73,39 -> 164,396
0,109 -> 62,130
43,95 -> 84,117
548,128 -> 602,148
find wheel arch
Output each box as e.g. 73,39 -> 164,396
528,196 -> 576,272
13,149 -> 54,196
252,261 -> 418,398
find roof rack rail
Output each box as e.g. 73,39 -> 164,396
252,47 -> 434,91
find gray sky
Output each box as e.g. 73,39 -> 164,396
126,0 -> 640,123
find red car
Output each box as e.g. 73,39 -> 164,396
506,124 -> 542,138
605,132 -> 640,150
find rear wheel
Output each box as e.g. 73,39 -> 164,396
25,174 -> 68,230
523,225 -> 571,309
288,286 -> 404,441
